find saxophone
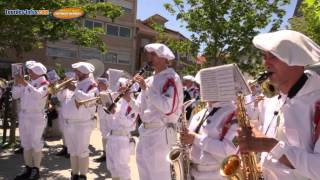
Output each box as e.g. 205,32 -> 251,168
220,93 -> 264,180
167,99 -> 195,180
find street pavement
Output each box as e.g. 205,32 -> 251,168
0,128 -> 139,180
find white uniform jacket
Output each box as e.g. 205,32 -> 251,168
188,102 -> 238,179
61,77 -> 98,122
12,76 -> 48,112
129,67 -> 184,134
262,71 -> 320,180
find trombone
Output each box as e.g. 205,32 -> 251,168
74,91 -> 114,109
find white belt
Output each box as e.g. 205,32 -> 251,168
192,163 -> 219,172
110,130 -> 129,136
143,121 -> 163,129
65,119 -> 90,124
21,109 -> 44,113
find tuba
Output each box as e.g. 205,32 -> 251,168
167,99 -> 195,180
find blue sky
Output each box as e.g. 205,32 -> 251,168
137,0 -> 298,39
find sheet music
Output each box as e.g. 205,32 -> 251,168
108,68 -> 124,92
198,64 -> 251,102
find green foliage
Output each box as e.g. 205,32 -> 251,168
289,0 -> 320,45
54,63 -> 65,78
0,0 -> 122,59
164,0 -> 290,76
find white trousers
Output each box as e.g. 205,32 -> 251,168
64,120 -> 94,157
190,168 -> 225,180
107,135 -> 131,180
99,118 -> 109,139
136,128 -> 171,180
18,112 -> 46,151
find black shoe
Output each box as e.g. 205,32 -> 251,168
56,146 -> 68,156
93,153 -> 106,163
14,166 -> 31,180
14,147 -> 24,154
71,172 -> 79,180
27,167 -> 40,180
78,175 -> 87,180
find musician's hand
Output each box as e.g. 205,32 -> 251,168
254,95 -> 264,107
133,75 -> 147,90
238,136 -> 278,153
180,130 -> 196,145
15,75 -> 27,86
67,82 -> 76,91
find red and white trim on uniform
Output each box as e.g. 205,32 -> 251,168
220,112 -> 236,141
162,78 -> 179,116
313,100 -> 320,148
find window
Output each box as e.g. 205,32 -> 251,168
47,47 -> 77,58
79,48 -> 102,60
107,24 -> 119,36
106,24 -> 131,38
119,27 -> 131,38
122,7 -> 132,14
117,53 -> 130,64
105,52 -> 117,63
84,20 -> 103,29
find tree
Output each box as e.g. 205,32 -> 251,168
289,0 -> 320,45
0,0 -> 123,60
164,0 -> 290,75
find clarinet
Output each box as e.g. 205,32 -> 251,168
103,64 -> 150,114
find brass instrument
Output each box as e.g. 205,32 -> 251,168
220,93 -> 264,180
167,99 -> 195,180
254,71 -> 278,98
75,96 -> 101,109
75,91 -> 114,109
48,78 -> 75,95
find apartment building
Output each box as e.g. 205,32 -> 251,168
0,0 -> 137,76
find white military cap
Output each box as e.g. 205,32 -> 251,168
25,60 -> 47,75
144,43 -> 175,60
65,71 -> 76,79
183,75 -> 195,82
116,77 -> 128,90
253,30 -> 320,66
97,77 -> 109,86
71,62 -> 95,74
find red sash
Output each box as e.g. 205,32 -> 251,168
313,101 -> 320,147
220,112 -> 236,141
162,78 -> 179,116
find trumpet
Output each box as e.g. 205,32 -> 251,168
104,64 -> 150,114
48,78 -> 75,95
6,75 -> 30,86
75,91 -> 114,109
75,96 -> 101,109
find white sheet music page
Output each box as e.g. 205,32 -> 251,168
198,64 -> 251,102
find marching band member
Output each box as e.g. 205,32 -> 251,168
183,75 -> 200,121
239,30 -> 320,180
107,77 -> 137,180
61,62 -> 98,180
128,43 -> 184,180
55,72 -> 76,158
93,77 -> 111,163
12,60 -> 49,180
180,68 -> 238,180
